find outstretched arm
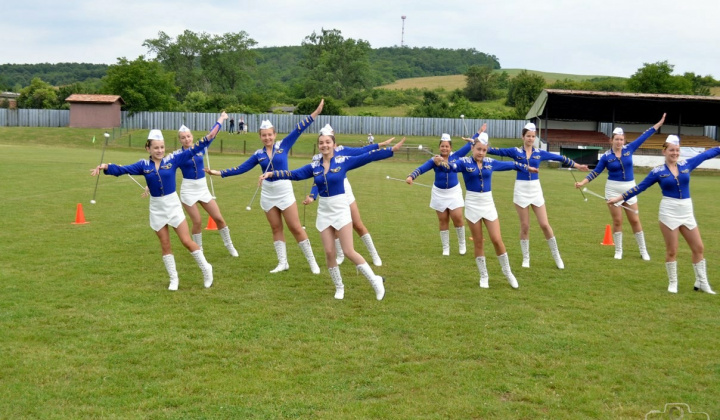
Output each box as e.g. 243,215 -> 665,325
311,99 -> 324,120
205,111 -> 228,140
627,113 -> 666,152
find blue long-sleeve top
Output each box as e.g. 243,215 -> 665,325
487,146 -> 577,181
104,129 -> 217,197
219,115 -> 315,181
308,144 -> 379,199
585,127 -> 656,183
442,157 -> 531,193
271,148 -> 393,198
621,147 -> 720,201
407,142 -> 472,189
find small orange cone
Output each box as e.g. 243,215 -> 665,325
205,216 -> 218,230
71,203 -> 89,225
601,225 -> 614,245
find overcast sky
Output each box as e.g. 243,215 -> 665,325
2,0 -> 718,79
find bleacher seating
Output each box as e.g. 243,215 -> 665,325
622,132 -> 719,150
546,129 -> 718,150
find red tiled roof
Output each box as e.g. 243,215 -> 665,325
65,94 -> 125,104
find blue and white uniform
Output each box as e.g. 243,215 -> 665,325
178,145 -> 213,206
585,127 -> 656,206
408,142 -> 472,211
487,146 -> 577,207
308,144 -> 379,204
220,116 -> 315,212
104,128 -> 217,231
621,147 -> 720,230
271,148 -> 393,231
446,157 -> 531,223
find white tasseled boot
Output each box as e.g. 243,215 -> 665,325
693,259 -> 716,294
635,231 -> 651,261
520,239 -> 530,268
299,239 -> 320,274
218,226 -> 239,257
334,238 -> 345,265
547,236 -> 565,269
190,249 -> 213,288
361,234 -> 382,266
613,232 -> 623,260
163,254 -> 179,291
357,263 -> 385,300
270,241 -> 289,273
476,256 -> 489,289
666,261 -> 677,293
192,233 -> 203,250
498,253 -> 518,289
328,266 -> 345,299
456,226 -> 467,255
440,230 -> 450,256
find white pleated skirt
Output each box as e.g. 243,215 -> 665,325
659,197 -> 696,230
430,184 -> 464,212
316,194 -> 352,232
180,178 -> 213,206
513,179 -> 544,208
605,180 -> 638,206
464,191 -> 498,223
149,193 -> 186,232
261,179 -> 295,212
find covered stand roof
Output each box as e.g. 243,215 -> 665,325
65,94 -> 125,104
526,89 -> 720,126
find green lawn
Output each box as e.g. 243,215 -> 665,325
1,127 -> 718,418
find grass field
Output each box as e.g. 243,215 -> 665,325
1,127 -> 719,418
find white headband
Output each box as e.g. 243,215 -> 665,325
440,133 -> 451,142
524,123 -> 537,132
259,120 -> 274,130
612,127 -> 624,135
476,132 -> 489,145
148,129 -> 164,141
666,135 -> 680,146
319,124 -> 334,136
178,125 -> 190,133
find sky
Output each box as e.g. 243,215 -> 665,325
2,0 -> 719,79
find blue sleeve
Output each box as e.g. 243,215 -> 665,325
271,163 -> 315,181
345,148 -> 394,172
170,135 -> 215,166
622,171 -> 659,201
338,144 -> 379,156
204,122 -> 223,141
492,160 -> 523,172
625,127 -> 656,154
585,154 -> 607,182
309,184 -> 319,200
685,147 -> 720,171
487,147 -> 514,157
105,160 -> 144,176
450,142 -> 472,160
276,115 -> 315,151
409,159 -> 436,179
221,154 -> 259,177
538,150 -> 577,167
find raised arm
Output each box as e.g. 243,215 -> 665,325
685,146 -> 720,171
204,111 -> 228,141
627,113 -> 666,153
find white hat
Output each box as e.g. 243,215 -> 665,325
666,135 -> 680,146
440,133 -> 451,142
259,120 -> 274,130
148,129 -> 164,141
178,125 -> 190,133
476,132 -> 489,145
612,127 -> 624,135
523,123 -> 537,132
319,124 -> 334,136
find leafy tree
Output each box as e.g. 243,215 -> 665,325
464,66 -> 506,101
17,77 -> 59,109
183,91 -> 210,112
102,56 -> 179,112
296,97 -> 344,116
627,61 -> 694,94
300,29 -> 372,99
507,70 -> 545,118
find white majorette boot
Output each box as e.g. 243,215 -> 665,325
693,259 -> 716,294
476,256 -> 489,289
613,232 -> 623,260
498,253 -> 519,289
635,231 -> 650,261
163,254 -> 179,291
218,226 -> 239,257
357,263 -> 385,300
270,241 -> 289,273
361,233 -> 382,266
328,266 -> 344,300
520,239 -> 530,268
334,238 -> 345,265
191,249 -> 213,288
547,236 -> 565,269
456,226 -> 467,255
440,230 -> 450,256
666,261 -> 678,293
299,239 -> 321,274
192,233 -> 203,250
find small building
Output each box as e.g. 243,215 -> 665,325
65,94 -> 125,128
0,92 -> 19,109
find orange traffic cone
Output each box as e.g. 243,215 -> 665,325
205,216 -> 218,230
601,225 -> 614,245
71,203 -> 89,225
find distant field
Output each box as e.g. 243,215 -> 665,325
711,86 -> 720,96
